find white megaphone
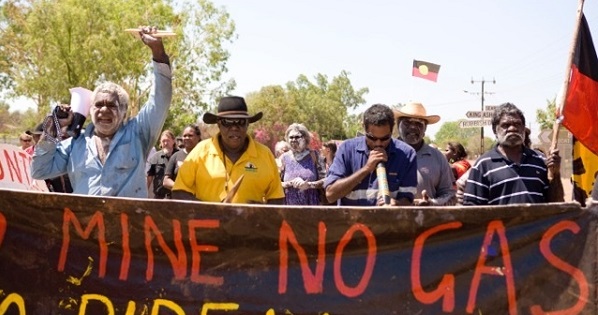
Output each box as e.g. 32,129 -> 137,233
67,87 -> 93,138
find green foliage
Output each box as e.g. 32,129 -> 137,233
246,71 -> 368,149
434,121 -> 477,146
0,0 -> 236,135
433,120 -> 490,156
536,97 -> 557,130
164,0 -> 237,134
344,112 -> 363,140
0,100 -> 38,137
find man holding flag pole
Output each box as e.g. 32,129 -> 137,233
553,0 -> 598,205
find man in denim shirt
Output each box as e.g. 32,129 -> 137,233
31,27 -> 172,198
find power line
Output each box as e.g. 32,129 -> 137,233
469,78 -> 496,154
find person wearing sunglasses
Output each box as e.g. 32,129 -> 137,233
172,96 -> 284,204
31,26 -> 172,198
279,123 -> 326,205
19,132 -> 34,151
395,102 -> 456,206
324,104 -> 418,206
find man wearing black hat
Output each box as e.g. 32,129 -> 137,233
172,96 -> 285,204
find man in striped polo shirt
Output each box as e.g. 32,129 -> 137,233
463,103 -> 564,205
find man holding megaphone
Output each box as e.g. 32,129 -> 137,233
324,104 -> 418,206
31,26 -> 172,198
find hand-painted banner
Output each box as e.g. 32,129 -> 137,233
0,144 -> 48,192
0,189 -> 596,314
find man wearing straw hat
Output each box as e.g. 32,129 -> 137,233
172,96 -> 285,204
395,102 -> 456,206
31,26 -> 171,198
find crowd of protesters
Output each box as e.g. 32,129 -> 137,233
19,27 -> 567,206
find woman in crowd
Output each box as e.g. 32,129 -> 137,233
147,130 -> 177,199
279,123 -> 324,205
163,125 -> 202,191
19,132 -> 34,151
321,140 -> 337,172
444,142 -> 471,183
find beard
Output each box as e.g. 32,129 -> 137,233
499,132 -> 524,147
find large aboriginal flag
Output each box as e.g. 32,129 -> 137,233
571,139 -> 598,205
562,14 -> 598,204
412,59 -> 440,82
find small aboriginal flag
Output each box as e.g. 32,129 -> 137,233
412,60 -> 440,82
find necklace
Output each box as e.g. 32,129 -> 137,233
93,135 -> 111,164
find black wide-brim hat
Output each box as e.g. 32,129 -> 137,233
203,96 -> 263,124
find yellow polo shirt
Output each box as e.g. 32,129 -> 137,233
173,134 -> 285,203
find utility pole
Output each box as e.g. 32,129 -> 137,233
470,78 -> 495,154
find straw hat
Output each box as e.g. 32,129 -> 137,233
393,102 -> 440,125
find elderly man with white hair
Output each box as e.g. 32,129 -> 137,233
395,102 -> 456,206
31,27 -> 172,198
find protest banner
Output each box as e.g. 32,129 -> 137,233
0,144 -> 48,192
0,189 -> 596,314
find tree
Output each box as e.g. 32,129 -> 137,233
163,0 -> 237,136
434,121 -> 477,146
245,71 -> 368,150
536,97 -> 557,130
432,120 -> 496,157
0,0 -> 236,136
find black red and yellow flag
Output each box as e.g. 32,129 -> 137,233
572,138 -> 598,205
562,14 -> 598,204
412,60 -> 440,82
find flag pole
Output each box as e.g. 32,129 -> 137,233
551,0 -> 585,154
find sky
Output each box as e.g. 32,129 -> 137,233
211,0 -> 598,141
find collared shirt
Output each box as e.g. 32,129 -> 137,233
463,145 -> 549,205
415,143 -> 456,205
31,61 -> 172,198
164,149 -> 188,181
173,134 -> 285,203
147,148 -> 177,197
324,136 -> 418,206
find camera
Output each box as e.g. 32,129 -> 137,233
53,105 -> 70,119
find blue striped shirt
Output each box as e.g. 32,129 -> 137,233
324,137 -> 418,206
463,146 -> 549,205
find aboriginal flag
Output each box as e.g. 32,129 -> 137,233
562,14 -> 598,204
562,14 -> 598,154
412,60 -> 440,82
571,139 -> 598,205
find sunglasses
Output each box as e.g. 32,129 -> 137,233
365,133 -> 392,142
218,118 -> 248,128
288,135 -> 304,140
